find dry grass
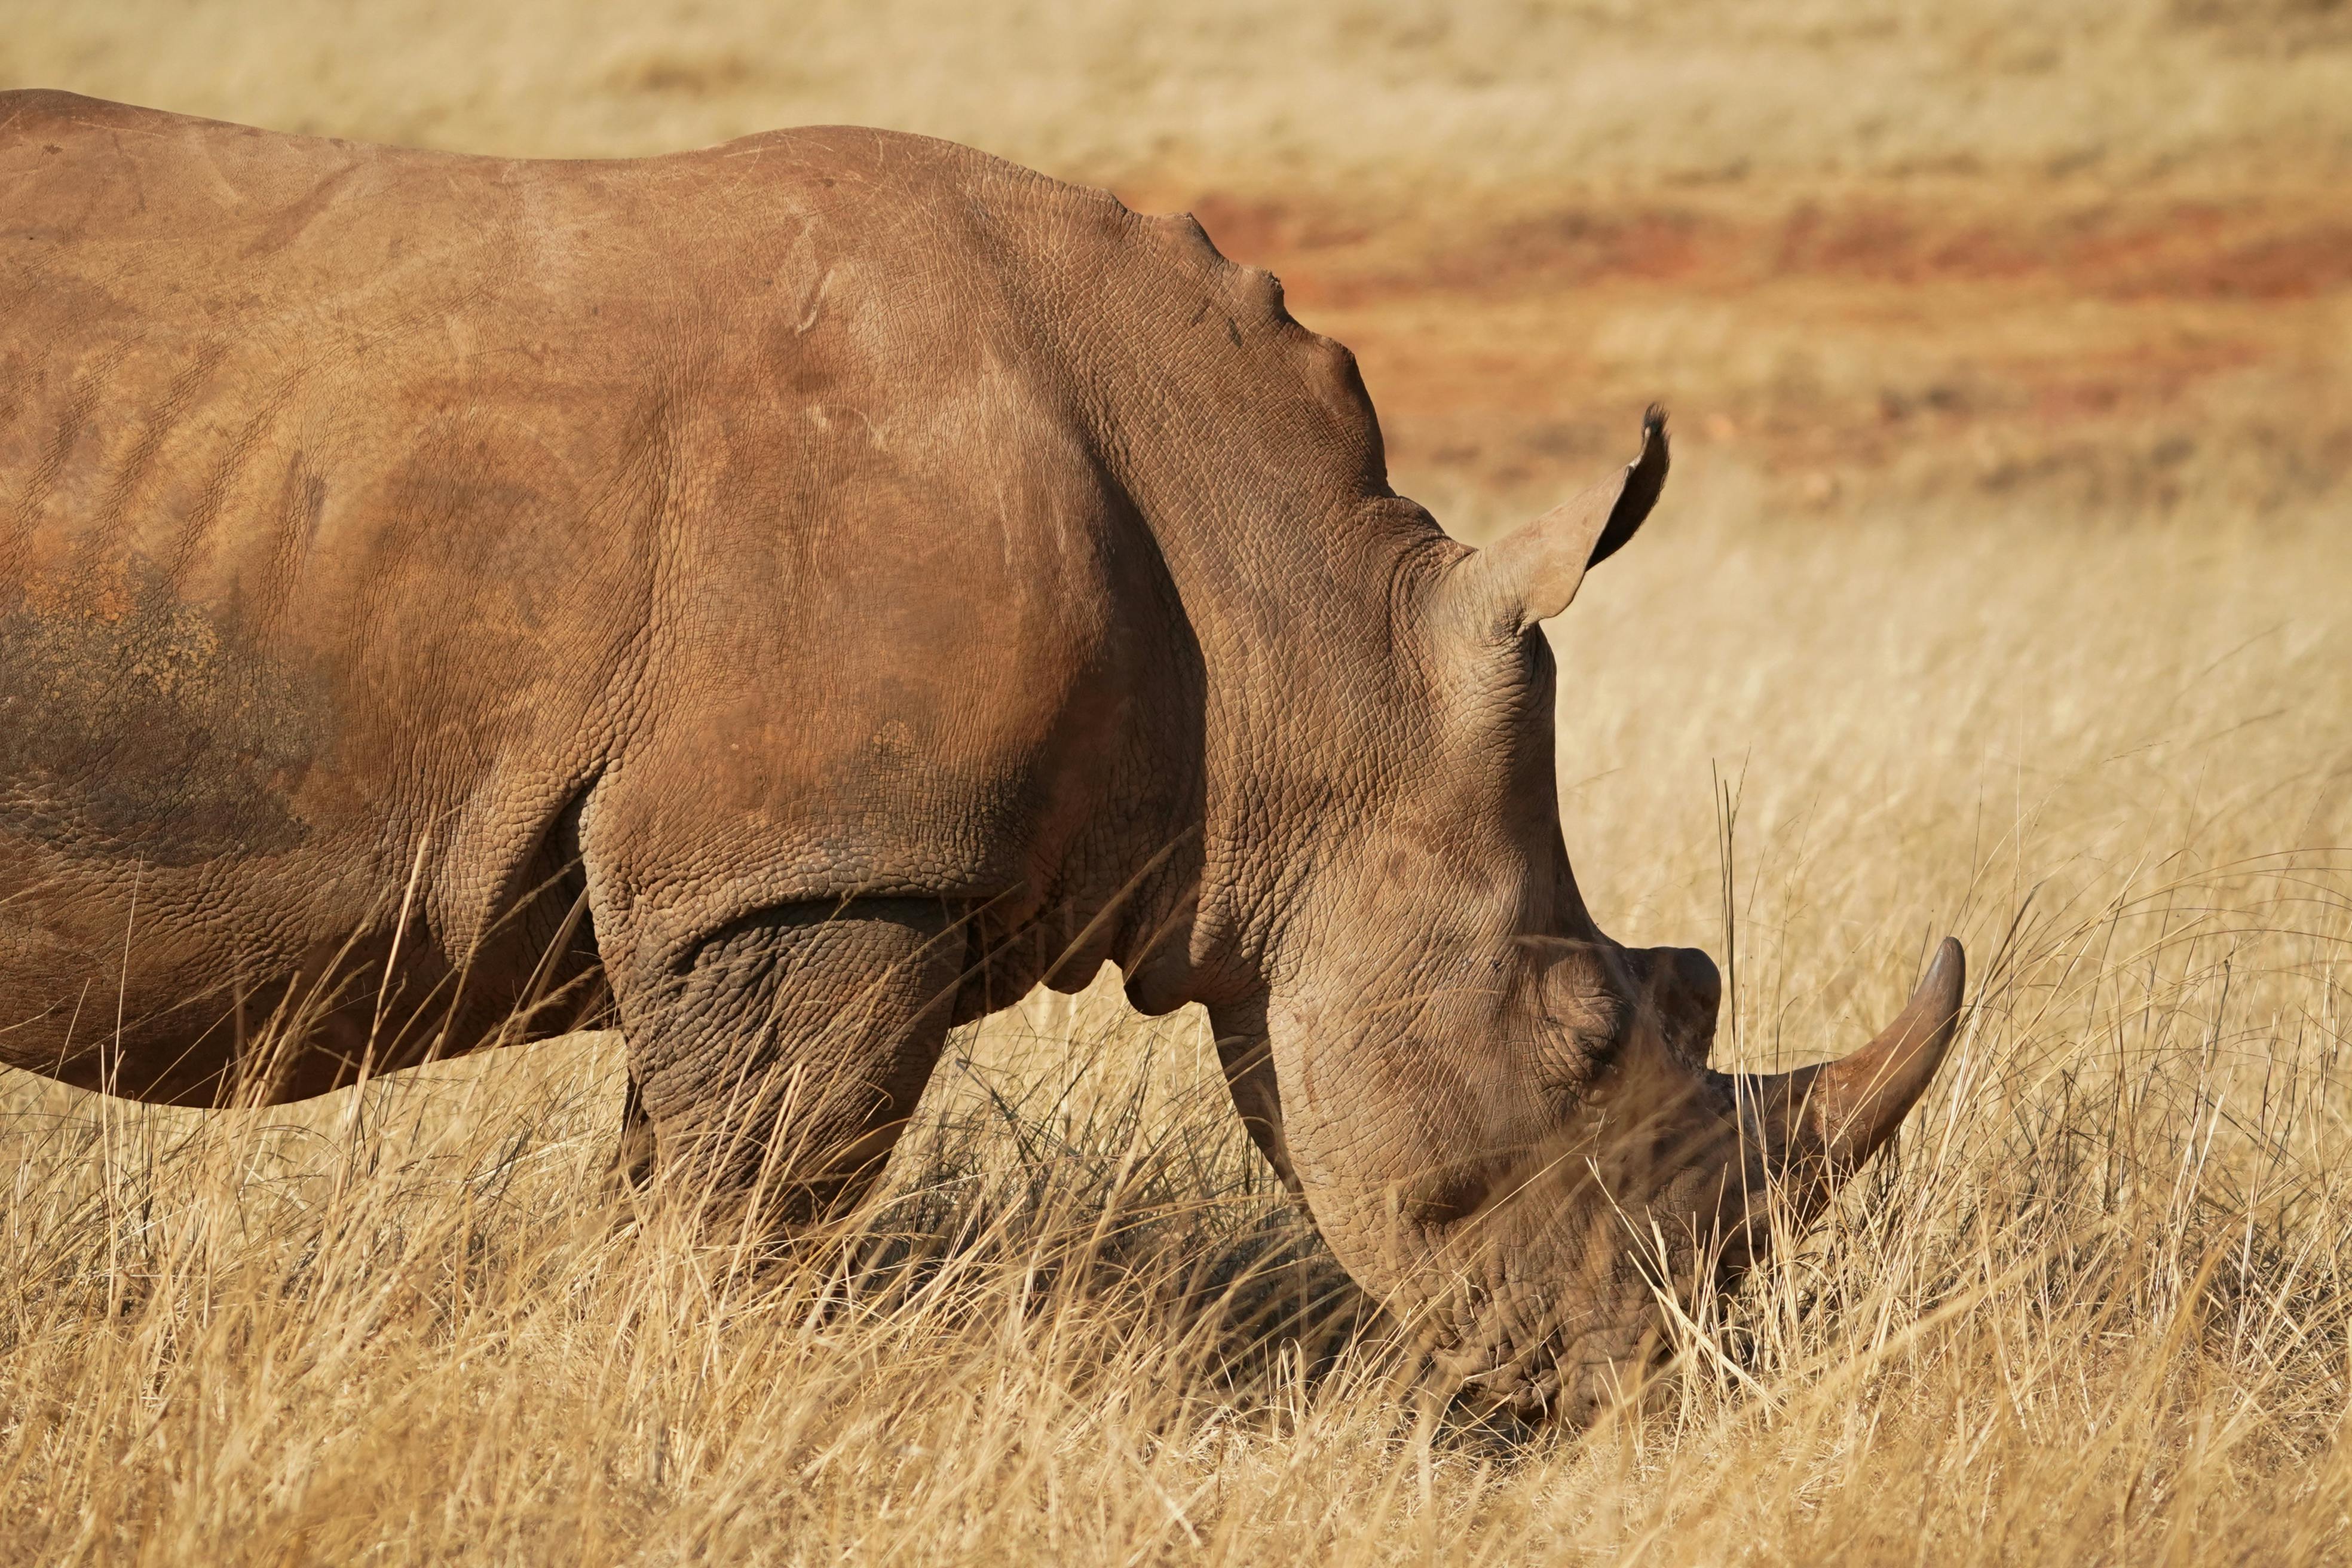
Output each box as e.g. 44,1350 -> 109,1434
5,505 -> 2347,1564
8,0 -> 2350,189
7,3 -> 2352,1563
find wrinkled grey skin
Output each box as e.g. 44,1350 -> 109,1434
0,94 -> 1963,1423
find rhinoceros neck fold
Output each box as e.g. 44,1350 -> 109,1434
996,213 -> 1469,1000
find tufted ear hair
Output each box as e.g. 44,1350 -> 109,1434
1439,407 -> 1670,634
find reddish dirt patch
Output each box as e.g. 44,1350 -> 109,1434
1127,181 -> 2351,512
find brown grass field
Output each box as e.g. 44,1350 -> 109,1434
4,2 -> 2351,1562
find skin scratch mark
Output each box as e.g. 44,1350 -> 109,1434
3,338 -> 141,584
163,361 -> 310,600
186,132 -> 247,210
66,115 -> 166,140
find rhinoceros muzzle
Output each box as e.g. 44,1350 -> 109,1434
1426,939 -> 1967,1427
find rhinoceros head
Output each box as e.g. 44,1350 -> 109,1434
1245,409 -> 1965,1425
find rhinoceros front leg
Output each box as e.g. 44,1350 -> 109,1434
609,898 -> 967,1231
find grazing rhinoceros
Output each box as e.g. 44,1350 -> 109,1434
0,91 -> 1962,1422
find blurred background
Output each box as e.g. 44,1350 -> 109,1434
13,0 -> 2348,535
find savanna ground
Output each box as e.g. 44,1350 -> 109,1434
4,2 -> 2351,1561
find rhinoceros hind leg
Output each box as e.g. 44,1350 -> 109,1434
610,898 -> 967,1232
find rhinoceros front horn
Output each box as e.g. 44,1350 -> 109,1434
1750,937 -> 1966,1181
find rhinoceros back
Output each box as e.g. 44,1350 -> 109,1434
0,94 -> 1204,1101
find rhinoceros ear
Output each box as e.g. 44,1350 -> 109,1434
1449,407 -> 1670,630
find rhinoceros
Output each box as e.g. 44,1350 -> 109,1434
0,91 -> 1962,1422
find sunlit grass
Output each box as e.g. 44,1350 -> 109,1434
9,0 -> 2347,189
4,501 -> 2345,1563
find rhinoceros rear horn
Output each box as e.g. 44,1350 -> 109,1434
1753,937 -> 1967,1181
1446,406 -> 1670,632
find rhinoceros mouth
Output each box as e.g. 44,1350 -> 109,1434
1431,1309 -> 1662,1424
